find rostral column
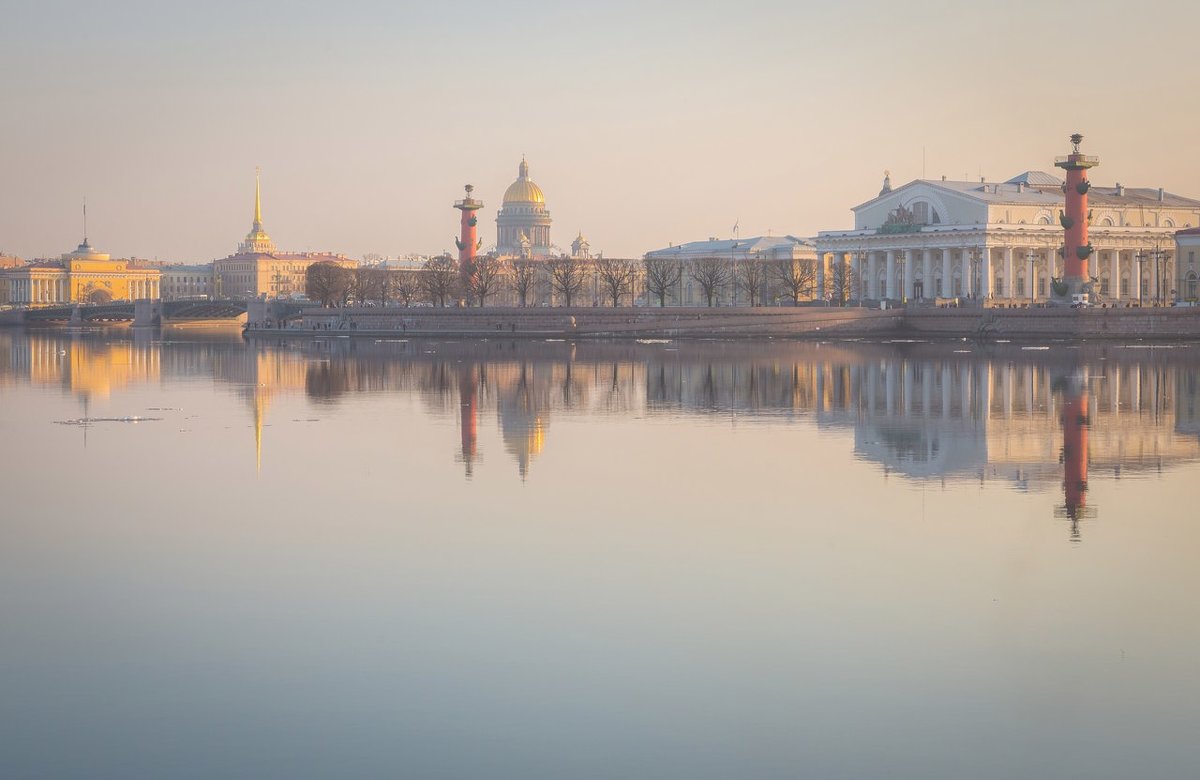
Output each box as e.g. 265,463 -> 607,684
454,184 -> 483,290
1054,133 -> 1099,305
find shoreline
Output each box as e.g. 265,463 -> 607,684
244,304 -> 1200,342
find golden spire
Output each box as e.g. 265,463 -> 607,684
253,166 -> 263,229
239,166 -> 276,254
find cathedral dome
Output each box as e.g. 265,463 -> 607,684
502,158 -> 545,205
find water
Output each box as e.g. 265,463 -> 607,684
2,330 -> 1199,779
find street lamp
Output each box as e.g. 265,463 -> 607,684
968,247 -> 981,302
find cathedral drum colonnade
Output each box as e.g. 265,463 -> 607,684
815,160 -> 1200,306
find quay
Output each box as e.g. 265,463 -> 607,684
243,301 -> 1200,342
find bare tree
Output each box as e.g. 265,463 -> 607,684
352,267 -> 387,305
306,262 -> 354,307
689,256 -> 732,307
391,270 -> 423,306
595,257 -> 640,307
771,258 -> 816,305
466,254 -> 507,307
734,257 -> 768,307
547,255 -> 588,307
511,260 -> 539,307
421,255 -> 460,307
644,256 -> 683,307
826,259 -> 856,307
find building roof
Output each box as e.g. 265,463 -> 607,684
647,235 -> 813,257
856,173 -> 1200,211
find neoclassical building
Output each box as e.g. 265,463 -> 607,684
495,157 -> 553,258
815,170 -> 1200,305
0,236 -> 160,306
212,171 -> 355,299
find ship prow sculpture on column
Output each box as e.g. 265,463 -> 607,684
1053,133 -> 1100,306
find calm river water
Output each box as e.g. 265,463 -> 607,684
2,330 -> 1198,779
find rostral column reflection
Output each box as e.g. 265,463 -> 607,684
458,363 -> 480,477
1054,365 -> 1094,540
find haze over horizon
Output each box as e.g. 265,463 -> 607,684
2,0 -> 1198,262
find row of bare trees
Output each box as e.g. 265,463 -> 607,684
305,255 -> 858,308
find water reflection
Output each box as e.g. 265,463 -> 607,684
3,331 -> 1199,533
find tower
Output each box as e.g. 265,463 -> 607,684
239,167 -> 276,254
454,184 -> 483,284
1054,134 -> 1099,305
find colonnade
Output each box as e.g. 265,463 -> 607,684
816,245 -> 1175,304
4,275 -> 161,305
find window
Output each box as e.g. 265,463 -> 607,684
1121,277 -> 1130,296
1100,277 -> 1110,296
1016,277 -> 1026,296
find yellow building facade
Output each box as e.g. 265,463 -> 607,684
0,240 -> 160,306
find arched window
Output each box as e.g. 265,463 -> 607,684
1100,216 -> 1114,226
1164,218 -> 1175,228
1037,215 -> 1051,225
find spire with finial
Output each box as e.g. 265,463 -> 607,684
519,155 -> 529,179
253,166 -> 263,229
879,169 -> 893,196
239,166 -> 276,254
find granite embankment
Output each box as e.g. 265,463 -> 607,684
243,302 -> 1200,341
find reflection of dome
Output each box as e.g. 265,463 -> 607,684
502,158 -> 545,205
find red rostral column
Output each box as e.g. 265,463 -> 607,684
453,184 -> 483,289
1054,133 -> 1100,305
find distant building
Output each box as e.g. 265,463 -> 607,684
0,236 -> 160,306
1175,228 -> 1200,301
161,264 -> 215,301
496,157 -> 553,258
644,235 -> 818,305
816,168 -> 1200,304
212,170 -> 355,299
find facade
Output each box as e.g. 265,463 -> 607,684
495,158 -> 553,258
212,171 -> 355,299
1176,228 -> 1200,301
0,238 -> 160,306
644,235 -> 818,305
815,167 -> 1200,305
161,264 -> 215,301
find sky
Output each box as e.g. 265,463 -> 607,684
2,0 -> 1198,262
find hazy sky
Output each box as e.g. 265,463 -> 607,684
2,0 -> 1198,262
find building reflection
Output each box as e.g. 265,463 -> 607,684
4,332 -> 1200,526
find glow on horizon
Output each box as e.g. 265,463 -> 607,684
1,0 -> 1198,262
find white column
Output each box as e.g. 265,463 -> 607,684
816,253 -> 826,302
851,253 -> 862,303
868,252 -> 878,299
1004,247 -> 1014,301
1108,249 -> 1118,301
941,249 -> 952,297
979,247 -> 992,299
903,249 -> 914,300
885,250 -> 896,299
961,250 -> 973,298
1151,251 -> 1160,305
921,249 -> 932,299
1044,250 -> 1054,298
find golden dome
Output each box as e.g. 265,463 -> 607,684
502,157 -> 545,205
